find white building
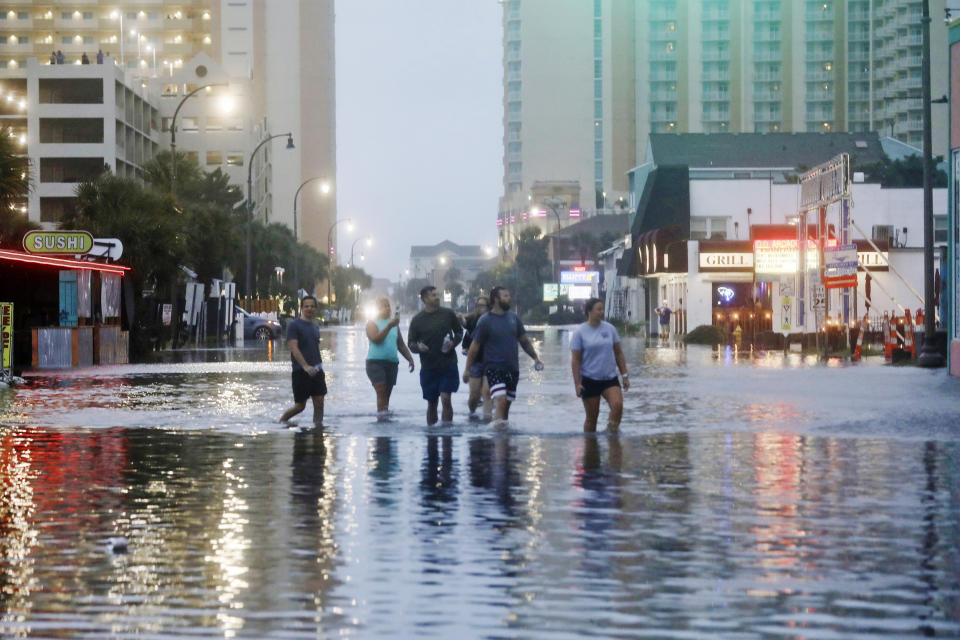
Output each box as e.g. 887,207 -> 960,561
4,57 -> 160,225
611,132 -> 946,338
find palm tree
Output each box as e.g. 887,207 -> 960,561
0,125 -> 33,248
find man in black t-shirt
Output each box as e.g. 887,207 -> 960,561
279,296 -> 326,425
408,286 -> 462,425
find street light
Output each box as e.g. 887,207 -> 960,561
292,177 -> 332,297
351,235 -> 372,267
918,0 -> 945,367
325,218 -> 353,306
541,201 -> 563,283
170,82 -> 228,195
245,132 -> 295,297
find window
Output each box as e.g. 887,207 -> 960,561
61,11 -> 72,19
18,36 -> 28,44
83,11 -> 93,20
206,151 -> 222,166
17,11 -> 27,20
690,216 -> 729,240
226,153 -> 243,166
162,84 -> 179,97
83,36 -> 93,44
206,117 -> 222,131
180,117 -> 198,131
934,215 -> 947,243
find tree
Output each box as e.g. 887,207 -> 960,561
404,277 -> 431,311
66,173 -> 186,358
858,154 -> 948,188
513,227 -> 549,312
0,126 -> 33,249
332,265 -> 372,309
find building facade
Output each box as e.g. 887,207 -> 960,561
1,1 -> 337,259
500,0 -> 949,252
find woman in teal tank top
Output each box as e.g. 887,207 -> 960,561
365,298 -> 415,417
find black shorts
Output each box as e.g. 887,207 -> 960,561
581,375 -> 620,399
292,368 -> 327,403
366,359 -> 399,386
486,366 -> 519,402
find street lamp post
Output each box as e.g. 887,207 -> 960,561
545,202 -> 563,283
170,82 -> 227,195
918,0 -> 945,367
350,236 -> 371,267
292,177 -> 331,298
325,218 -> 352,306
245,132 -> 295,297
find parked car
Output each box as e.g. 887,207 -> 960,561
236,307 -> 282,340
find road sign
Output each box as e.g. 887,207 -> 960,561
824,243 -> 859,289
23,230 -> 94,254
812,283 -> 825,309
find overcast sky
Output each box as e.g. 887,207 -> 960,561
335,0 -> 503,281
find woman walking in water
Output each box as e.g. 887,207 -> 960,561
366,298 -> 415,418
570,298 -> 630,432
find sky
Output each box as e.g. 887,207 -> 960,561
335,0 -> 503,281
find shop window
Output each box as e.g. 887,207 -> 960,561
206,151 -> 222,166
226,153 -> 243,166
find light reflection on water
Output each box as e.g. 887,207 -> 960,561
0,325 -> 958,638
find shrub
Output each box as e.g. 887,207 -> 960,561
547,309 -> 582,325
684,324 -> 727,345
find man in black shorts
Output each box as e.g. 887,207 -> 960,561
279,296 -> 326,425
462,286 -> 543,423
408,286 -> 463,425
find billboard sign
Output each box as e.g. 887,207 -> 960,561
23,230 -> 94,255
560,270 -> 599,284
754,238 -> 838,277
0,302 -> 12,371
824,244 -> 859,289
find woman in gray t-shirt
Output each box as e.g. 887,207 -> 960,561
570,298 -> 630,432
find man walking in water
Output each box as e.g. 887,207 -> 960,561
462,286 -> 543,424
655,300 -> 672,343
279,296 -> 326,425
408,286 -> 463,425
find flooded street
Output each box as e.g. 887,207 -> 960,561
1,325 -> 959,638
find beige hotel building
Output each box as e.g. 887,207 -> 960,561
0,1 -> 336,259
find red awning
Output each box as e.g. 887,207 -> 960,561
0,249 -> 129,275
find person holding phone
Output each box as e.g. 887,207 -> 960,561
365,298 -> 415,418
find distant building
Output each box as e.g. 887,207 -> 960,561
409,241 -> 496,295
499,0 -> 949,251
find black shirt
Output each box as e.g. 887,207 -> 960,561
407,307 -> 462,370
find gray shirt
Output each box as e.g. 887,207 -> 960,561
287,318 -> 322,371
570,321 -> 620,380
472,311 -> 526,371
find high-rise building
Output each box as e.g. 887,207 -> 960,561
1,1 -> 336,260
500,0 -> 948,248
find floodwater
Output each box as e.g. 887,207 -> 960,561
1,324 -> 959,639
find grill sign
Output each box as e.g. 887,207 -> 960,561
23,231 -> 94,255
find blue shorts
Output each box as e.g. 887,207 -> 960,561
419,362 -> 460,402
468,361 -> 485,379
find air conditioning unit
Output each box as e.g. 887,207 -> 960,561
872,225 -> 894,242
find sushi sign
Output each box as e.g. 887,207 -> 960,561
23,231 -> 94,255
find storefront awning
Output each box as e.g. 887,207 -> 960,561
0,249 -> 129,276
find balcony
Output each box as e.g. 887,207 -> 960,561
805,11 -> 834,22
701,91 -> 730,101
754,112 -> 781,123
848,31 -> 870,42
702,70 -> 730,81
804,71 -> 833,81
754,51 -> 781,62
649,49 -> 677,61
897,34 -> 922,47
701,111 -> 730,122
753,12 -> 782,22
806,50 -> 834,62
753,71 -> 781,81
807,30 -> 834,42
702,30 -> 730,42
649,70 -> 678,81
753,91 -> 782,102
702,10 -> 730,21
754,31 -> 781,42
650,112 -> 677,123
649,90 -> 677,102
701,50 -> 729,62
